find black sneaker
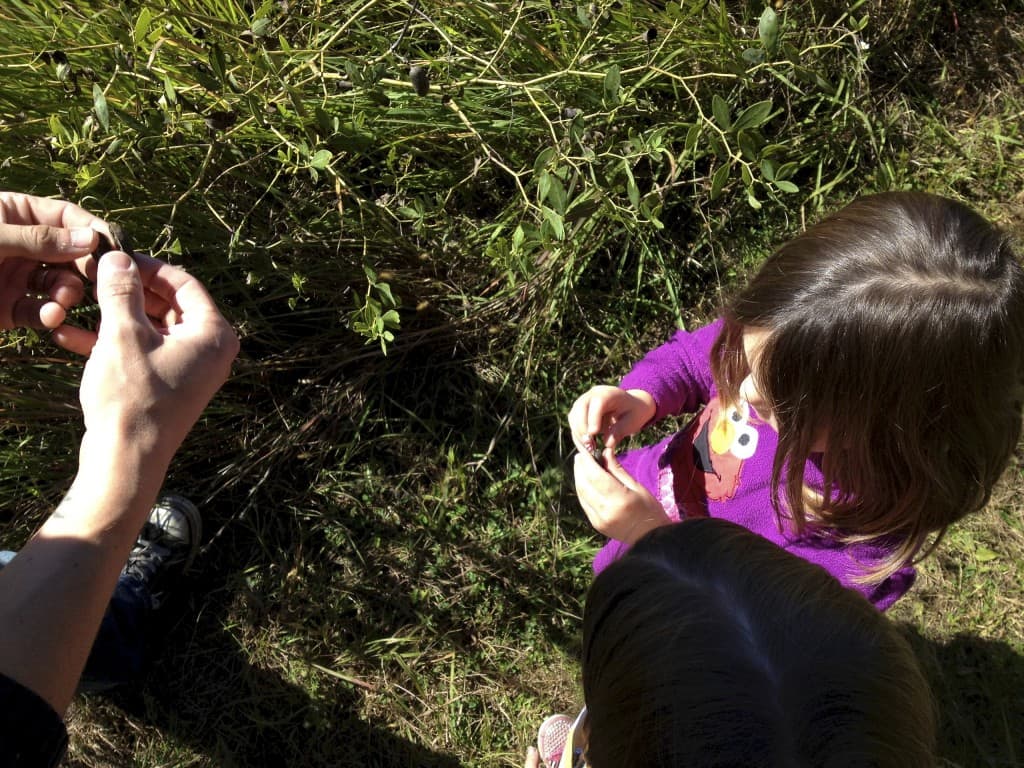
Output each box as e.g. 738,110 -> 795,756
121,494 -> 202,610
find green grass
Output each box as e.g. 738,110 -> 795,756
0,1 -> 1022,766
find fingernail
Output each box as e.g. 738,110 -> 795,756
69,227 -> 96,248
102,250 -> 134,270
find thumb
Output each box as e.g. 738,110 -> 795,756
96,251 -> 147,332
0,222 -> 97,262
602,448 -> 637,489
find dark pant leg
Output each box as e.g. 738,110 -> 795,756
0,551 -> 152,692
78,574 -> 152,693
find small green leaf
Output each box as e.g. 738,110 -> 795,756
533,146 -> 556,175
604,65 -> 621,103
760,158 -> 777,181
712,94 -> 731,130
163,75 -> 177,105
537,170 -> 551,205
741,47 -> 765,65
547,175 -> 568,215
760,143 -> 789,157
133,7 -> 152,46
627,178 -> 640,209
775,161 -> 800,180
746,190 -> 762,210
775,179 -> 799,193
737,130 -> 760,161
309,149 -> 333,169
710,163 -> 730,200
975,547 -> 999,563
251,17 -> 272,37
684,124 -> 700,155
209,44 -> 228,84
92,84 -> 109,131
732,99 -> 773,132
543,207 -> 565,240
759,7 -> 780,54
512,224 -> 525,251
623,160 -> 640,208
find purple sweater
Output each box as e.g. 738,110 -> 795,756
593,320 -> 916,611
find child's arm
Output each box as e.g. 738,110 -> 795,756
568,320 -> 724,451
618,319 -> 723,420
574,447 -> 671,545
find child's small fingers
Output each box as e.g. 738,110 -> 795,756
567,398 -> 594,446
586,398 -> 610,441
525,746 -> 540,768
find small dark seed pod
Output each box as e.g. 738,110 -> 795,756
94,222 -> 133,259
409,65 -> 430,97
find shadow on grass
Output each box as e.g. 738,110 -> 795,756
901,626 -> 1023,768
88,534 -> 465,768
63,313 -> 607,765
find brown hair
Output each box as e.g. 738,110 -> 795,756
582,518 -> 936,767
711,191 -> 1024,581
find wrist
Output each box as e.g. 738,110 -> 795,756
626,389 -> 658,424
74,428 -> 172,503
623,509 -> 671,546
42,451 -> 166,548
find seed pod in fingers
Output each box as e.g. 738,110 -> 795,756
93,221 -> 133,259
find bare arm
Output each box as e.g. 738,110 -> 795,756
0,198 -> 238,715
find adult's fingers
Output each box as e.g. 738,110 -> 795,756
94,251 -> 149,338
10,296 -> 65,329
129,252 -> 221,318
0,222 -> 98,263
524,747 -> 540,768
51,325 -> 97,357
28,265 -> 87,309
0,192 -> 102,228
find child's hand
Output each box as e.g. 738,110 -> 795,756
568,385 -> 656,451
574,447 -> 670,544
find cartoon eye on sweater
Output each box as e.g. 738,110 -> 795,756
709,404 -> 759,460
662,399 -> 759,516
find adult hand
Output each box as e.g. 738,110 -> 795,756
574,447 -> 669,545
568,385 -> 656,451
0,191 -> 105,329
61,250 -> 239,469
0,250 -> 236,719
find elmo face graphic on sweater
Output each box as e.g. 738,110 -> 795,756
658,399 -> 758,520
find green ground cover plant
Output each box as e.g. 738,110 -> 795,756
0,0 -> 1021,765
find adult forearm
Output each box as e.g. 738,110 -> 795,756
0,436 -> 171,715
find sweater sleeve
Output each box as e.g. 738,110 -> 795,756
619,319 -> 723,420
0,672 -> 68,767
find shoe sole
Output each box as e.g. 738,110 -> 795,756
537,714 -> 573,768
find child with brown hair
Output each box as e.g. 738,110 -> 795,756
526,518 -> 936,768
569,191 -> 1024,609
